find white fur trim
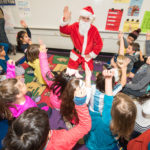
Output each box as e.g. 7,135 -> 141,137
66,67 -> 76,76
70,51 -> 79,61
89,51 -> 97,58
60,17 -> 70,27
80,9 -> 95,20
82,32 -> 88,56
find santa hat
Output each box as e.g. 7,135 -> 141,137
80,6 -> 95,20
128,28 -> 141,41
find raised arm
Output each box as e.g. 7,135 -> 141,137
20,20 -> 31,38
6,60 -> 16,79
39,44 -> 53,87
60,6 -> 72,35
102,69 -> 114,125
118,31 -> 125,56
146,32 -> 150,56
48,87 -> 91,149
103,69 -> 114,96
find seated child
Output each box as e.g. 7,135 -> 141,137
2,88 -> 91,150
39,45 -> 74,110
17,20 -> 31,53
112,31 -> 141,78
85,69 -> 137,150
0,60 -> 50,118
121,28 -> 141,53
122,33 -> 150,97
87,59 -> 128,115
27,44 -> 46,85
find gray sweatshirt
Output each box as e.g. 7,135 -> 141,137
125,40 -> 150,93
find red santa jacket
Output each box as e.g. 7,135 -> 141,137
60,22 -> 103,59
127,129 -> 150,150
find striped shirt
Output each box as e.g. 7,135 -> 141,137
89,84 -> 122,114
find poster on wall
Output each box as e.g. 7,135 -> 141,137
141,11 -> 150,33
105,9 -> 123,31
113,0 -> 130,3
0,0 -> 15,5
127,0 -> 144,16
17,0 -> 31,17
123,19 -> 139,32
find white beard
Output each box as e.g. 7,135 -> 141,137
79,20 -> 91,36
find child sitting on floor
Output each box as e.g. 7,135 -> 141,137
27,44 -> 46,85
17,20 -> 32,53
85,69 -> 137,150
2,87 -> 91,150
0,60 -> 50,118
122,33 -> 150,97
39,44 -> 74,110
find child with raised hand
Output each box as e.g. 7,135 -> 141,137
3,87 -> 91,150
27,44 -> 46,85
0,60 -> 50,118
122,33 -> 150,97
39,43 -> 75,110
17,20 -> 31,62
60,63 -> 91,125
85,69 -> 137,150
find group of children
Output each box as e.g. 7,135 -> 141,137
0,6 -> 150,150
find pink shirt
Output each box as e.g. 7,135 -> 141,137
46,104 -> 91,150
9,96 -> 37,118
39,52 -> 61,109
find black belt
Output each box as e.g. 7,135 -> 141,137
73,47 -> 81,54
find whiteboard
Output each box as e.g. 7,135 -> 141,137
1,0 -> 150,31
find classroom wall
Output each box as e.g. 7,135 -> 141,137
2,0 -> 149,54
6,29 -> 146,54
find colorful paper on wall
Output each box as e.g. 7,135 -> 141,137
141,11 -> 150,33
0,0 -> 15,5
17,0 -> 31,17
105,9 -> 123,31
123,19 -> 139,32
128,0 -> 144,16
113,0 -> 130,3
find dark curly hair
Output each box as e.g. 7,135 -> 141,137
46,69 -> 74,98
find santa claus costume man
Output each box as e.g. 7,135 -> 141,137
60,6 -> 103,78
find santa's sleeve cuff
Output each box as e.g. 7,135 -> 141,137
89,51 -> 97,58
60,17 -> 70,27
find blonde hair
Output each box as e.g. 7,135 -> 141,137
110,93 -> 137,140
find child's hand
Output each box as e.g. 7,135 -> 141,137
146,32 -> 150,40
39,39 -> 47,53
85,63 -> 92,77
20,20 -> 27,28
8,59 -> 15,65
102,69 -> 114,79
74,86 -> 87,98
39,45 -> 47,53
28,40 -> 32,45
63,6 -> 71,22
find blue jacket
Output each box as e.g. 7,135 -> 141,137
85,95 -> 117,150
